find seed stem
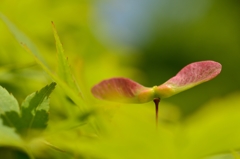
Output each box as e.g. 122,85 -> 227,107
153,98 -> 160,127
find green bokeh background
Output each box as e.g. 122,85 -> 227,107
0,0 -> 240,159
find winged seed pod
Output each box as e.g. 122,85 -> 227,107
91,61 -> 222,124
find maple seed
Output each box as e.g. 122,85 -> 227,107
91,60 -> 222,124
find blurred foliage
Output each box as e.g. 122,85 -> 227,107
0,0 -> 240,158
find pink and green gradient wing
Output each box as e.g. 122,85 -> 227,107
91,78 -> 154,103
155,61 -> 222,98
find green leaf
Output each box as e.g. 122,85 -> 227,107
19,82 -> 56,132
231,150 -> 240,159
0,12 -> 47,67
0,85 -> 20,114
0,118 -> 33,159
23,43 -> 86,111
0,83 -> 56,135
0,14 -> 87,112
181,93 -> 240,159
0,85 -> 21,129
51,22 -> 81,94
0,118 -> 22,146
